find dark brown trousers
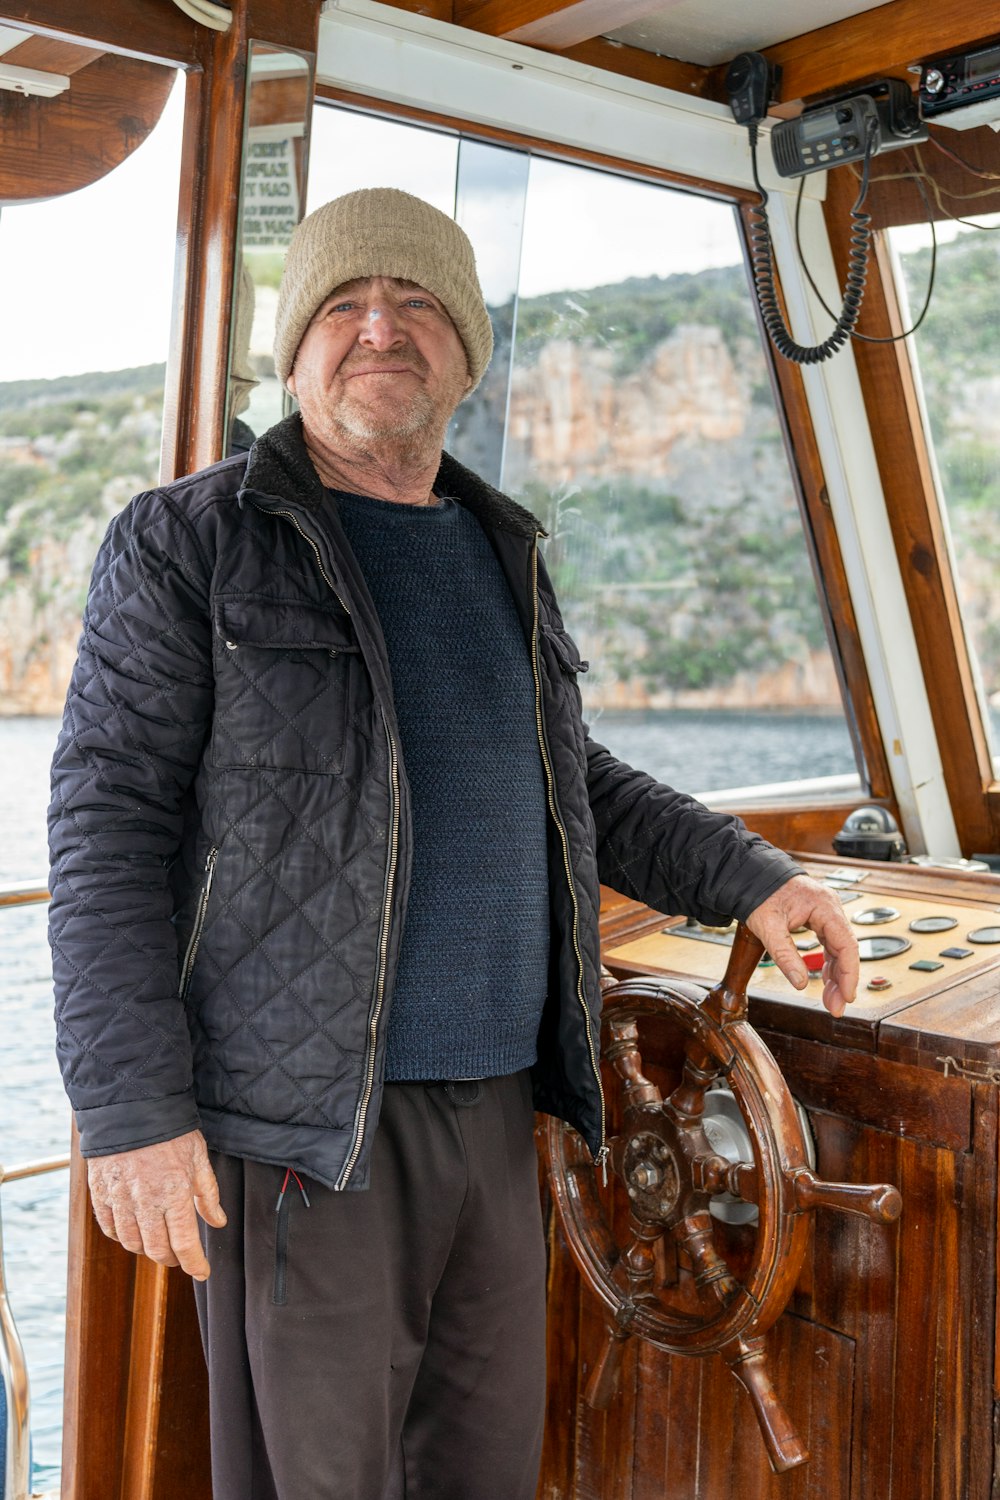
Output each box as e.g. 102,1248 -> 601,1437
194,1073 -> 547,1500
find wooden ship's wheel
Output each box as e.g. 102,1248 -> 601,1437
545,925 -> 902,1474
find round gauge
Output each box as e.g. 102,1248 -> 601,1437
909,915 -> 958,934
967,926 -> 1000,945
852,906 -> 900,926
857,935 -> 911,961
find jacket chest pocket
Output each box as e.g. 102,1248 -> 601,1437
210,595 -> 361,773
539,623 -> 590,767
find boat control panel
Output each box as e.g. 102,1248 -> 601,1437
603,859 -> 1000,1023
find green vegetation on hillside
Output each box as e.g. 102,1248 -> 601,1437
2,228 -> 998,708
510,266 -> 759,375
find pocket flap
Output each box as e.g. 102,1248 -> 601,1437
214,596 -> 358,653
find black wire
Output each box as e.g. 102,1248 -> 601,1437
793,169 -> 937,343
747,117 -> 878,364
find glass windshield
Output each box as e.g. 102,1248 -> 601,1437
307,102 -> 860,802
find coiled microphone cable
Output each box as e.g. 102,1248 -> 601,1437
746,116 -> 878,364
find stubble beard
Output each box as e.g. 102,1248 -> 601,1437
334,384 -> 445,449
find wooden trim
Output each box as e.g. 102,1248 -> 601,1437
455,0 -> 677,50
724,801 -> 887,857
3,35 -> 104,73
61,1135 -> 137,1500
160,41 -> 236,480
758,0 -> 1000,107
0,0 -> 201,68
119,1262 -> 171,1500
736,202 -> 895,809
163,3 -> 320,479
0,53 -> 176,204
534,34 -> 712,97
314,83 -> 757,204
824,164 -> 1000,855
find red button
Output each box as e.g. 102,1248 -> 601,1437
803,950 -> 825,973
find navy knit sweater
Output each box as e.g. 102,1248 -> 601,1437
334,488 -> 550,1081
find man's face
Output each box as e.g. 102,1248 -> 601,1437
287,276 -> 472,448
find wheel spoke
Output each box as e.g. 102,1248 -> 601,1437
672,1210 -> 740,1309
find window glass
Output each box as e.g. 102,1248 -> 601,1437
500,157 -> 857,798
0,72 -> 184,1494
304,107 -> 858,800
308,104 -> 458,214
889,217 -> 1000,765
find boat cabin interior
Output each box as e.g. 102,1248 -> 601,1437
3,0 -> 1000,1496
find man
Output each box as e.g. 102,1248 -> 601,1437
49,187 -> 858,1500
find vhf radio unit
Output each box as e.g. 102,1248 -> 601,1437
770,78 -> 925,179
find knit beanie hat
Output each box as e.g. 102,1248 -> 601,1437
273,188 -> 494,391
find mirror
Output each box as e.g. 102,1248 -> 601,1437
229,40 -> 315,454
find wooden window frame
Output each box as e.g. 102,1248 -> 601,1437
823,164 -> 1000,855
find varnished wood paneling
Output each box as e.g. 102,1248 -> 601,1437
0,53 -> 176,203
731,804 -> 889,858
455,0 -> 666,49
760,1031 -> 972,1150
962,1092 -> 997,1500
61,1138 -> 137,1500
0,0 -> 200,68
3,35 -> 103,73
761,0 -> 1000,107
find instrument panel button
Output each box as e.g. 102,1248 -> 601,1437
866,976 -> 892,991
858,935 -> 911,960
968,926 -> 1000,944
939,946 -> 973,959
909,915 -> 958,933
909,959 -> 944,972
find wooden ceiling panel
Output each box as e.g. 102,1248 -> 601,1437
3,36 -> 103,74
0,51 -> 176,203
764,0 -> 1000,103
455,0 -> 673,49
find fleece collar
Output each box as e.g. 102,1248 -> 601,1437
241,412 -> 545,540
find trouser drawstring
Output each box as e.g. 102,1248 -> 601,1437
275,1167 -> 311,1211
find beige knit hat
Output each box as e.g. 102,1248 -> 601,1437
273,188 -> 494,391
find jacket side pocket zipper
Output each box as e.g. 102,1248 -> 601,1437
179,846 -> 218,998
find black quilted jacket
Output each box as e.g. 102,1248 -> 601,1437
48,415 -> 800,1190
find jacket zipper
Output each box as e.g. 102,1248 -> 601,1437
530,537 -> 606,1161
179,846 -> 218,998
250,502 -> 352,617
248,498 -> 401,1192
336,707 -> 401,1190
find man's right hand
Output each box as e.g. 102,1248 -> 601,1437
86,1129 -> 226,1281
